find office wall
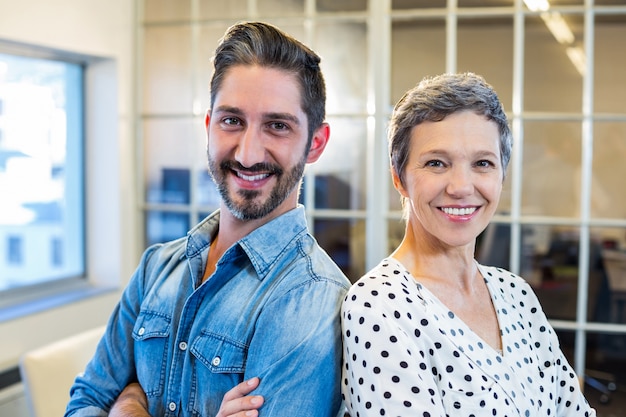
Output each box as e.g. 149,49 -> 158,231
0,0 -> 137,371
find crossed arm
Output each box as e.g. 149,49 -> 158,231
109,378 -> 264,417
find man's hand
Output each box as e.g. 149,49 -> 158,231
216,377 -> 265,417
109,377 -> 263,417
109,382 -> 151,417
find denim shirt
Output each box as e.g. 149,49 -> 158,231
65,206 -> 350,417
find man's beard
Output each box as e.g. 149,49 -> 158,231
208,154 -> 307,221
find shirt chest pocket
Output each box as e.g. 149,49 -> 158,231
182,332 -> 249,416
190,331 -> 248,374
132,311 -> 171,396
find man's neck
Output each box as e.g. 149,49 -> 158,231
202,202 -> 297,282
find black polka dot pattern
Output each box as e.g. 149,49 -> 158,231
341,257 -> 596,417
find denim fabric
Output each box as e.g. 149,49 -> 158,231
65,206 -> 350,417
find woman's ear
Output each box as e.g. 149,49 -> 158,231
391,167 -> 409,198
306,123 -> 330,163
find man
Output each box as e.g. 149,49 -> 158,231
65,21 -> 350,417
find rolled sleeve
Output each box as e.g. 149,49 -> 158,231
65,246 -> 159,416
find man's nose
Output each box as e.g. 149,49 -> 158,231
234,128 -> 265,168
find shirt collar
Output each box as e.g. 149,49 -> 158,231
238,205 -> 308,278
185,210 -> 220,258
185,205 -> 309,279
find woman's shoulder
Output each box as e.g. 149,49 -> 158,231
352,257 -> 409,287
478,263 -> 529,286
477,263 -> 543,307
344,257 -> 412,306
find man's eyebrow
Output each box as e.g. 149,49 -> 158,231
264,112 -> 301,126
213,105 -> 243,115
212,107 -> 301,126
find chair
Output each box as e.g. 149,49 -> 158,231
578,249 -> 626,405
19,325 -> 106,417
601,249 -> 626,323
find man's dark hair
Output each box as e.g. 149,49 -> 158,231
210,21 -> 326,143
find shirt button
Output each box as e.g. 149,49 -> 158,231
168,402 -> 176,411
212,356 -> 221,366
178,341 -> 187,351
138,327 -> 145,336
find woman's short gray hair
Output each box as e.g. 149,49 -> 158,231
389,72 -> 512,188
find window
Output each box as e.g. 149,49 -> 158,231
6,235 -> 22,265
0,46 -> 85,292
51,236 -> 63,268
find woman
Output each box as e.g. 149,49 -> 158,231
341,73 -> 595,416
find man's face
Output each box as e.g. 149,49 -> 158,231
206,65 -> 314,222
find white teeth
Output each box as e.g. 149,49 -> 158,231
237,172 -> 269,181
442,207 -> 476,216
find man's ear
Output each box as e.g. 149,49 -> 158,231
205,109 -> 211,129
306,123 -> 330,163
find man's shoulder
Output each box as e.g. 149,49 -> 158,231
142,235 -> 189,264
285,232 -> 347,279
260,235 -> 350,294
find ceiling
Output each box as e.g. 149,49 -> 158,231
314,0 -> 626,11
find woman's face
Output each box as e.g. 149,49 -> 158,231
393,110 -> 503,249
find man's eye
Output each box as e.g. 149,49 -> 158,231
223,117 -> 240,126
269,122 -> 288,130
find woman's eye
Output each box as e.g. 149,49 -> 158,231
426,160 -> 444,168
476,160 -> 493,168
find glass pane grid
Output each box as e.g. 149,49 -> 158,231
138,1 -> 626,392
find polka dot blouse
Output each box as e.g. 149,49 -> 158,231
341,257 -> 596,417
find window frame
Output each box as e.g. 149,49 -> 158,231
0,39 -> 118,320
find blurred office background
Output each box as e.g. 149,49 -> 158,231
1,0 -> 626,415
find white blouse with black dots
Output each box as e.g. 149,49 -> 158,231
341,257 -> 596,417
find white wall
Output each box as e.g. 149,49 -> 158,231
0,0 -> 137,371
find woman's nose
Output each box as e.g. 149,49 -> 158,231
446,166 -> 474,197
